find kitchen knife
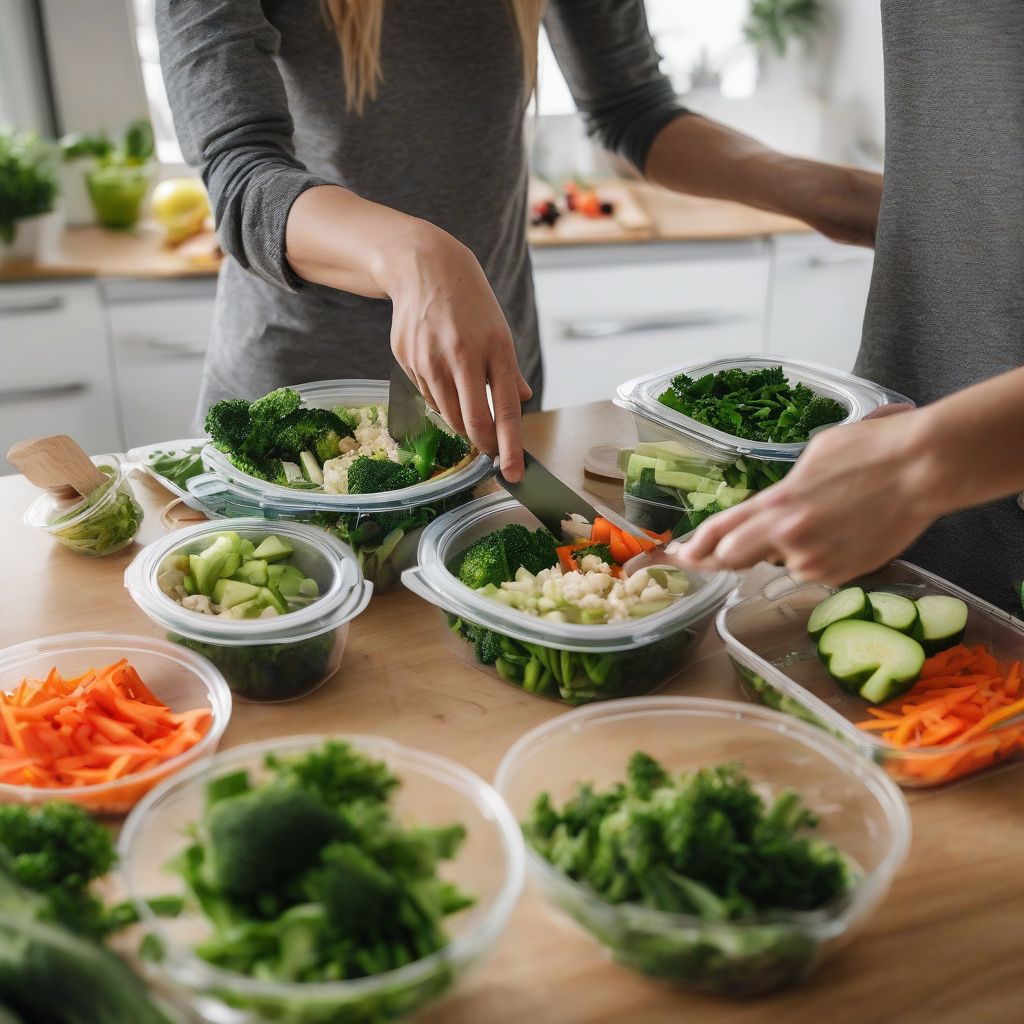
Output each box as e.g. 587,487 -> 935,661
494,449 -> 604,537
387,359 -> 430,443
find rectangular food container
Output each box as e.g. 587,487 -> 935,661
717,561 -> 1024,787
402,493 -> 736,705
615,356 -> 911,535
182,380 -> 493,590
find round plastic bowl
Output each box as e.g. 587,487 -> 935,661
24,454 -> 144,557
0,632 -> 231,814
118,734 -> 525,1024
125,519 -> 372,702
495,697 -> 911,996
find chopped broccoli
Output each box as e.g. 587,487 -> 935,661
276,407 -> 353,463
572,543 -> 614,566
248,386 -> 301,423
204,398 -> 252,451
686,500 -> 722,531
347,454 -> 419,494
475,628 -> 504,665
626,467 -> 675,504
435,430 -> 471,469
0,803 -> 133,941
398,422 -> 441,480
453,523 -> 558,589
799,394 -> 848,433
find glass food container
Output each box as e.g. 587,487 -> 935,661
125,518 -> 372,702
402,493 -> 736,705
495,697 -> 911,996
0,631 -> 231,814
185,380 -> 493,590
24,453 -> 144,556
615,355 -> 912,537
118,734 -> 525,1024
717,561 -> 1024,787
85,162 -> 156,229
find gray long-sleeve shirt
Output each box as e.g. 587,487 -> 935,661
156,0 -> 682,419
856,0 -> 1024,613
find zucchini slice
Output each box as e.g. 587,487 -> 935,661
818,620 -> 925,704
913,595 -> 968,654
867,592 -> 919,635
807,587 -> 870,640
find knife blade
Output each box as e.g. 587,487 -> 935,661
387,360 -> 430,443
495,449 -> 603,537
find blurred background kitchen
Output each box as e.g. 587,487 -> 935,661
0,0 -> 885,460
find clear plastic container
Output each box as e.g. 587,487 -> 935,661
402,493 -> 736,705
24,454 -> 144,557
495,697 -> 911,996
718,561 -> 1024,787
118,734 -> 525,1024
615,356 -> 912,533
125,518 -> 372,702
185,380 -> 493,590
126,437 -> 209,500
622,490 -> 691,540
0,632 -> 231,814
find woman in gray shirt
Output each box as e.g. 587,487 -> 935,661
157,0 -> 881,481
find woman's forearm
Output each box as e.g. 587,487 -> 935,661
644,114 -> 882,247
912,367 -> 1024,517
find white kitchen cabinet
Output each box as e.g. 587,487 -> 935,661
532,241 -> 771,409
766,234 -> 874,372
0,279 -> 122,462
104,278 -> 216,446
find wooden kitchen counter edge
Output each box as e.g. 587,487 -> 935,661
2,400 -> 1019,1024
0,184 -> 809,283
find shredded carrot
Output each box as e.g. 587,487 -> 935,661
853,644 -> 1024,784
0,659 -> 212,792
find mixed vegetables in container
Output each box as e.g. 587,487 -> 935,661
615,357 -> 911,537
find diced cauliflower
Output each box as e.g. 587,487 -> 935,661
182,594 -> 214,615
321,405 -> 402,494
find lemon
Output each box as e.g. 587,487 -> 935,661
151,177 -> 211,243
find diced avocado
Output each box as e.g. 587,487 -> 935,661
182,573 -> 197,596
252,535 -> 295,563
212,578 -> 262,609
232,559 -> 269,587
298,577 -> 319,598
225,598 -> 271,619
189,549 -> 225,597
270,568 -> 304,597
258,586 -> 289,615
239,539 -> 256,560
299,451 -> 323,485
160,553 -> 189,574
645,567 -> 691,595
715,485 -> 753,509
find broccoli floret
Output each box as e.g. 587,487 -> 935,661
265,739 -> 399,808
276,407 -> 353,463
204,788 -> 341,914
204,398 -> 252,451
397,423 -> 441,480
454,536 -> 509,590
798,395 -> 847,433
626,751 -> 670,799
572,543 -> 614,567
0,803 -> 125,940
686,501 -> 722,531
475,628 -> 504,666
248,386 -> 301,423
627,467 -> 675,504
454,524 -> 558,589
347,454 -> 419,494
435,430 -> 471,469
332,406 -> 360,431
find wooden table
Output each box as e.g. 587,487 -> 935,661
3,402 -> 1022,1024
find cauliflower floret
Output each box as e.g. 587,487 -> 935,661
181,594 -> 214,615
579,554 -> 612,574
321,404 -> 402,494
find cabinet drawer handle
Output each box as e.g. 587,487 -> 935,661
805,254 -> 869,269
0,296 -> 66,317
0,381 -> 88,403
560,312 -> 748,340
127,335 -> 207,359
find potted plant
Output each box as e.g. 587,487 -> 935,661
0,126 -> 60,262
744,0 -> 823,92
58,131 -> 113,226
85,119 -> 157,231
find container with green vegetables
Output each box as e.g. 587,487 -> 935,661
125,519 -> 371,702
24,455 -> 144,556
402,493 -> 735,705
615,356 -> 912,536
495,697 -> 911,996
118,735 -> 524,1024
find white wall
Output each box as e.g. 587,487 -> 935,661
0,0 -> 54,133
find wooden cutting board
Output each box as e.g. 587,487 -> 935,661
527,179 -> 656,246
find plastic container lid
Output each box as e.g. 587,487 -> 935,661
615,355 -> 913,462
125,518 -> 372,646
403,492 -> 737,654
191,380 -> 493,515
24,454 -> 136,533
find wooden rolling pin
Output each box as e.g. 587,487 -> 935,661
7,434 -> 108,510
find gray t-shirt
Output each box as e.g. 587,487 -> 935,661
156,0 -> 682,417
856,0 -> 1024,613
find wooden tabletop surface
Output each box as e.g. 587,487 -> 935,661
0,183 -> 808,283
3,400 -> 1021,1024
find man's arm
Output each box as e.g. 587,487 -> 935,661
644,114 -> 882,247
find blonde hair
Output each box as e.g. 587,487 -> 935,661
320,0 -> 545,114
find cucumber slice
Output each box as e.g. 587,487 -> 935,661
807,587 -> 870,640
913,595 -> 968,654
817,620 -> 925,704
867,592 -> 919,635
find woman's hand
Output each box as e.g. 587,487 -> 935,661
669,406 -> 941,583
384,226 -> 532,481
